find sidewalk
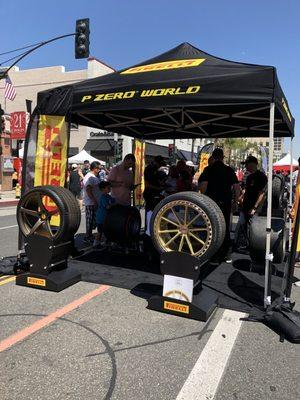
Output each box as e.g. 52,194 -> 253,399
0,190 -> 19,208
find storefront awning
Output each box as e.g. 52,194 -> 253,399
84,139 -> 114,152
145,142 -> 169,158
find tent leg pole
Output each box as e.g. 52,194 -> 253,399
288,138 -> 294,252
264,102 -> 275,309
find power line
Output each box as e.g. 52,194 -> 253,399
0,41 -> 44,57
0,32 -> 76,80
0,50 -> 31,67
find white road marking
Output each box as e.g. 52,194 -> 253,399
0,209 -> 17,217
176,309 -> 246,400
0,224 -> 18,230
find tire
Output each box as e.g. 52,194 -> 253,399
272,174 -> 285,209
17,185 -> 81,243
150,192 -> 226,263
259,174 -> 285,216
103,204 -> 141,244
248,215 -> 286,264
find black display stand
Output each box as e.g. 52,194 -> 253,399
16,235 -> 81,292
147,252 -> 218,321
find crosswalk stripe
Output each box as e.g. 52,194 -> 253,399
176,309 -> 246,400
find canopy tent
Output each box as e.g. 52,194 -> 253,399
68,149 -> 106,165
22,42 -> 295,309
37,42 -> 294,140
273,153 -> 298,171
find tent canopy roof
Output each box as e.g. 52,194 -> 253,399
273,153 -> 298,166
37,42 -> 294,140
68,149 -> 106,165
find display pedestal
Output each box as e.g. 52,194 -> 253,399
15,235 -> 81,292
16,269 -> 81,292
147,252 -> 218,321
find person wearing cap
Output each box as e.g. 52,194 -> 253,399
143,155 -> 167,234
241,156 -> 267,218
83,161 -> 102,242
198,148 -> 240,262
235,155 -> 267,250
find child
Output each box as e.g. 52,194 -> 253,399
93,181 -> 115,248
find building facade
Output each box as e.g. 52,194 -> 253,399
246,137 -> 284,162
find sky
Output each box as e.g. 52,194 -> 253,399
1,0 -> 299,157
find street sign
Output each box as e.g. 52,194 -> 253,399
10,111 -> 27,139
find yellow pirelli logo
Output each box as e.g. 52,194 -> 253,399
81,85 -> 200,103
282,98 -> 292,122
27,277 -> 46,287
164,301 -> 189,314
121,58 -> 206,74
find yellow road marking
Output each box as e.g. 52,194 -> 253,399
0,276 -> 16,286
0,275 -> 9,281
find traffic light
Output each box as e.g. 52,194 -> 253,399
168,143 -> 174,158
75,18 -> 90,59
168,143 -> 177,164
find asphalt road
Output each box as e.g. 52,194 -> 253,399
0,208 -> 299,400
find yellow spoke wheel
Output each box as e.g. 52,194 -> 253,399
153,199 -> 213,258
150,192 -> 226,263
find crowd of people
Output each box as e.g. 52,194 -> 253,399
67,151 -> 300,265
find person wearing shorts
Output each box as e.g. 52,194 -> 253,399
83,161 -> 101,242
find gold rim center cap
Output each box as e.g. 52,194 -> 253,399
180,226 -> 188,234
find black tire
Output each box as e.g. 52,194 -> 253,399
103,204 -> 141,244
48,186 -> 81,233
17,185 -> 81,243
272,174 -> 285,209
259,174 -> 285,216
248,215 -> 286,264
150,192 -> 226,263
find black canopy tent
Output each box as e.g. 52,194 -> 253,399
36,42 -> 294,139
23,42 -> 295,308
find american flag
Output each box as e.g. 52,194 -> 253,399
4,75 -> 16,101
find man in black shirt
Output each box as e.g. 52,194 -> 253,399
242,156 -> 267,217
143,155 -> 167,235
235,155 -> 267,251
143,155 -> 167,211
198,148 -> 240,261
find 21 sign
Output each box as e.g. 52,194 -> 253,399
10,111 -> 27,139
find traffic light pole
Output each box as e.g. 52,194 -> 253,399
0,33 -> 76,80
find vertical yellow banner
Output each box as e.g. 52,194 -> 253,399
134,139 -> 145,206
34,115 -> 68,188
34,115 -> 68,226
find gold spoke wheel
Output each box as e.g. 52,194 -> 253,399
153,199 -> 213,258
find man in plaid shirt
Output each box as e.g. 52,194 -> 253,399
83,161 -> 101,242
